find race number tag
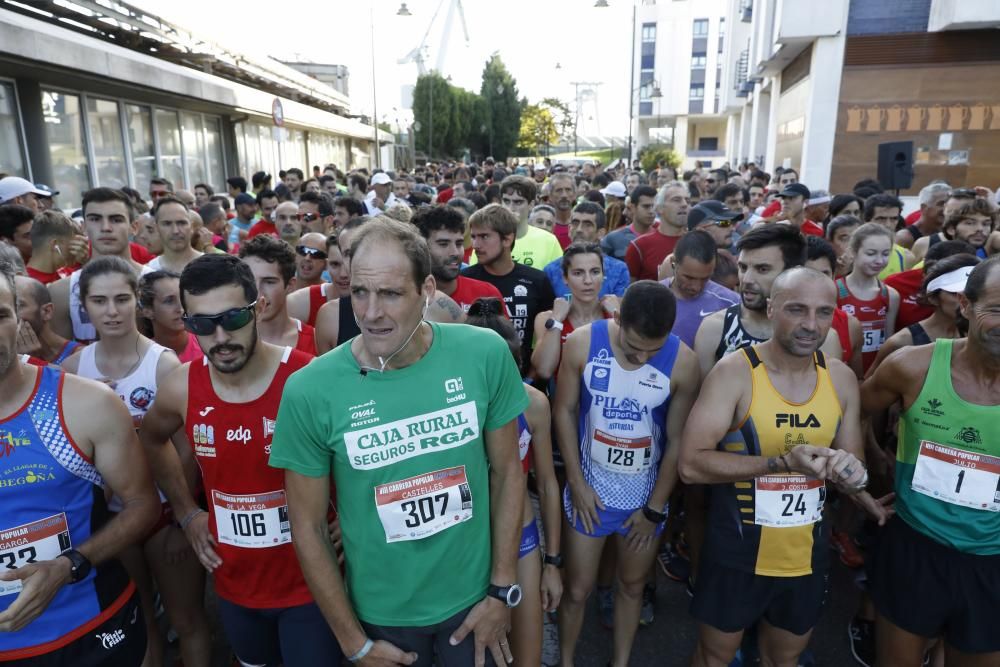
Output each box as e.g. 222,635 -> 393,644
911,441 -> 1000,512
213,490 -> 291,549
754,476 -> 825,527
861,325 -> 883,353
0,514 -> 72,595
375,466 -> 473,543
591,430 -> 652,475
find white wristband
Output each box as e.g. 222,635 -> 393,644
348,638 -> 374,663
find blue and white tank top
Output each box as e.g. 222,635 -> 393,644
0,367 -> 132,657
575,319 -> 680,510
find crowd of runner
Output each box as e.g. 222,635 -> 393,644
0,156 -> 997,667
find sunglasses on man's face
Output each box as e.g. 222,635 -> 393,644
296,245 -> 328,260
710,219 -> 734,228
297,212 -> 319,223
182,303 -> 256,336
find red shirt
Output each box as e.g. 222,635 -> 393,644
26,266 -> 61,285
553,223 -> 571,250
885,268 -> 931,330
905,210 -> 921,226
831,308 -> 852,363
177,332 -> 204,364
800,220 -> 824,237
293,319 -> 317,357
185,347 -> 316,608
625,231 -> 681,281
247,220 -> 278,239
130,242 -> 156,264
449,276 -> 506,313
306,283 -> 331,328
836,278 -> 890,373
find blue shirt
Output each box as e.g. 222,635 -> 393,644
544,255 -> 631,300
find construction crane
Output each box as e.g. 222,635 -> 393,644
397,0 -> 470,75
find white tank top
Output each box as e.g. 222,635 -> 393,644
77,339 -> 168,429
70,264 -> 154,342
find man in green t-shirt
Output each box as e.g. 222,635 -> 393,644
269,217 -> 529,667
861,257 -> 1000,664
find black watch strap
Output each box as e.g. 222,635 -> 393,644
642,505 -> 667,524
543,553 -> 563,568
60,549 -> 92,583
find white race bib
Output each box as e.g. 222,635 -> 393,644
591,429 -> 652,475
861,325 -> 883,353
213,490 -> 291,549
754,475 -> 825,527
911,440 -> 1000,512
0,513 -> 72,595
375,466 -> 473,543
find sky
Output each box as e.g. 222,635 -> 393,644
131,0 -> 635,137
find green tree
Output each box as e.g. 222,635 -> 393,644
412,73 -> 454,159
479,54 -> 520,160
540,97 -> 573,141
517,104 -> 558,155
639,144 -> 682,172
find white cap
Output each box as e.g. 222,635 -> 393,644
600,181 -> 627,198
926,265 -> 974,294
0,176 -> 49,204
370,172 -> 392,186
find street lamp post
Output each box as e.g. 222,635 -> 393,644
369,2 -> 412,170
595,0 -> 638,165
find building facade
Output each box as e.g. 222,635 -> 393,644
0,3 -> 389,206
633,0 -> 730,170
718,0 -> 1000,194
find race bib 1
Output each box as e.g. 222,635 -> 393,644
754,475 -> 825,527
591,429 -> 652,475
375,466 -> 473,543
911,440 -> 1000,512
213,490 -> 291,549
0,514 -> 72,595
861,324 -> 884,353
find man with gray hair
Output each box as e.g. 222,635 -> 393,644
896,182 -> 951,248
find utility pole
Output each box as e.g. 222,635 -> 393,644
571,81 -> 602,156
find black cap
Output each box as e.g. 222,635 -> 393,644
777,183 -> 811,199
687,200 -> 743,230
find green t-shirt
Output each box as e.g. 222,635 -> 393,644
896,339 -> 1000,555
469,224 -> 564,269
269,322 -> 529,626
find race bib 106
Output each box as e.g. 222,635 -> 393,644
754,475 -> 825,527
213,490 -> 291,549
375,466 -> 473,543
591,429 -> 652,475
911,441 -> 1000,512
0,514 -> 72,595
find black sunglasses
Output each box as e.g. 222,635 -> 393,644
296,245 -> 328,260
183,303 -> 256,336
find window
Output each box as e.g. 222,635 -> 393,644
639,101 -> 653,116
698,137 -> 719,151
691,54 -> 707,69
690,85 -> 705,99
693,19 -> 709,37
0,82 -> 26,178
86,97 -> 127,189
41,90 -> 90,208
641,23 -> 656,42
127,105 -> 156,191
181,111 -> 207,186
205,116 -> 224,192
719,18 -> 726,37
155,109 -> 183,188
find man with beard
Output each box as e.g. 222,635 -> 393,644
693,225 -> 843,376
414,206 -> 504,312
138,254 -> 340,667
549,172 -> 577,249
272,201 -> 303,247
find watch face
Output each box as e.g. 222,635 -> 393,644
507,584 -> 523,607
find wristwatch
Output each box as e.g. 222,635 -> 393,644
642,505 -> 667,524
543,553 -> 563,568
544,318 -> 564,331
487,583 -> 523,608
59,549 -> 92,583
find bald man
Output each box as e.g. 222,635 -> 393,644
680,267 -> 887,667
14,275 -> 81,365
294,232 -> 328,289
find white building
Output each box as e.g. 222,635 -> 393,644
632,0 -> 730,171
